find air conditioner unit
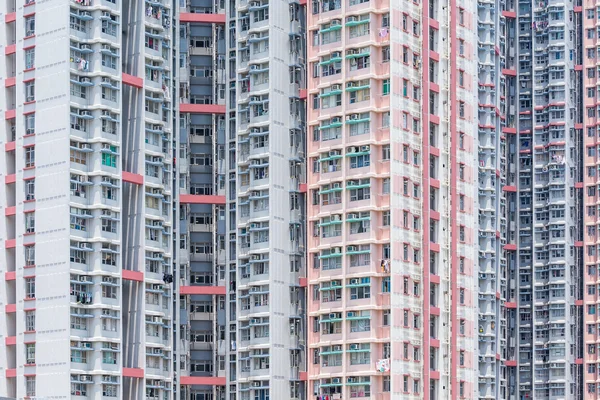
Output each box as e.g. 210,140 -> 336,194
80,11 -> 91,18
329,313 -> 337,319
350,344 -> 359,350
80,110 -> 91,117
348,213 -> 358,219
333,345 -> 342,351
347,180 -> 358,186
102,143 -> 111,150
346,81 -> 356,88
101,110 -> 111,117
252,381 -> 261,387
79,242 -> 92,250
331,84 -> 341,91
252,255 -> 261,260
249,34 -> 259,40
152,156 -> 162,162
332,378 -> 341,384
102,176 -> 111,183
350,278 -> 359,284
79,77 -> 91,85
347,311 -> 356,318
81,375 -> 92,382
332,247 -> 341,254
360,145 -> 370,152
102,210 -> 113,216
102,44 -> 111,51
102,77 -> 111,83
80,275 -> 91,282
250,64 -> 259,70
102,11 -> 111,17
328,151 -> 339,157
250,223 -> 259,229
348,146 -> 357,153
331,52 -> 341,58
332,182 -> 341,189
331,116 -> 341,123
252,191 -> 260,197
251,318 -> 259,324
250,286 -> 260,292
332,214 -> 341,221
331,19 -> 341,26
83,342 -> 92,348
347,49 -> 358,55
350,114 -> 359,120
80,44 -> 91,50
347,246 -> 358,252
81,143 -> 91,150
347,377 -> 357,383
250,1 -> 261,6
250,96 -> 260,102
152,284 -> 162,290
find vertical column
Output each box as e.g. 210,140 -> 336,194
1,0 -> 18,396
177,1 -> 228,399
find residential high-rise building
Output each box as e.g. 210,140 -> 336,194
222,0 -> 308,399
0,0 -> 591,399
174,1 -> 228,400
1,0 -> 175,398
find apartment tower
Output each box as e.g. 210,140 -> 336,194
1,0 -> 175,398
502,0 -> 583,397
305,0 -> 506,397
174,0 -> 228,399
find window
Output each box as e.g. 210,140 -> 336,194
25,310 -> 35,331
102,314 -> 118,332
26,376 -> 35,397
146,99 -> 159,114
103,185 -> 117,201
25,146 -> 35,168
71,83 -> 87,99
102,285 -> 118,299
25,48 -> 35,69
25,277 -> 35,299
70,149 -> 87,165
102,54 -> 117,69
102,351 -> 117,365
102,152 -> 117,168
25,213 -> 35,234
101,16 -> 118,36
71,316 -> 87,330
71,349 -> 87,363
100,213 -> 118,232
382,144 -> 390,160
25,16 -> 35,37
25,113 -> 35,135
102,86 -> 117,102
382,79 -> 390,95
25,81 -> 35,102
25,343 -> 35,364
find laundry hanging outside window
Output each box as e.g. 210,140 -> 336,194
72,0 -> 92,5
71,56 -> 89,72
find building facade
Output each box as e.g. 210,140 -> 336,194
1,0 -> 175,398
0,0 -> 591,399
